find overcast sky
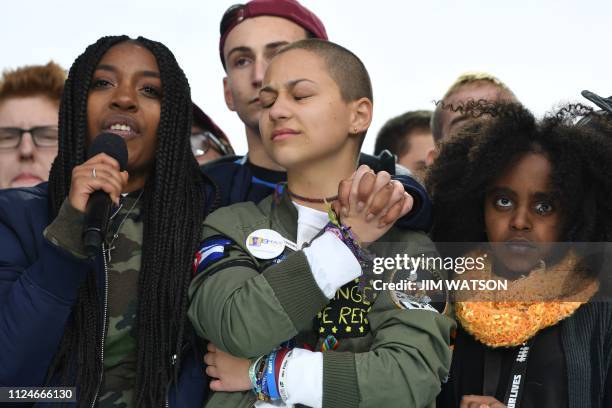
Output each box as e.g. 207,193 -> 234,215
2,0 -> 610,154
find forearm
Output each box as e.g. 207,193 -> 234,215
353,306 -> 454,408
279,313 -> 452,408
282,348 -> 443,408
43,199 -> 88,259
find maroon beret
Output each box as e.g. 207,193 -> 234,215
219,0 -> 328,68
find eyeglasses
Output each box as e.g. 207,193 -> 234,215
191,131 -> 229,157
0,126 -> 59,149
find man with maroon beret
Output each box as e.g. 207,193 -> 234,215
202,0 -> 433,232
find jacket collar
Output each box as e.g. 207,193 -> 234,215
269,187 -> 298,242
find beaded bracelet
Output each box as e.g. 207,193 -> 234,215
325,222 -> 373,265
324,203 -> 375,269
248,356 -> 264,395
255,356 -> 269,401
259,364 -> 270,402
324,220 -> 375,290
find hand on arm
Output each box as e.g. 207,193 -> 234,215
204,342 -> 252,392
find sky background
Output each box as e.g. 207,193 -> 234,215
2,0 -> 610,155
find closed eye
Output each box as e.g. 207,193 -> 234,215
259,94 -> 276,109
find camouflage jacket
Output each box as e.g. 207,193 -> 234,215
41,189 -> 206,408
45,193 -> 142,407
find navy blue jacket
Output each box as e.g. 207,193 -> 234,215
0,184 -> 205,407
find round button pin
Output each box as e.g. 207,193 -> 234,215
246,229 -> 286,259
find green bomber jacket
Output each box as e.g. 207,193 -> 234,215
188,191 -> 455,408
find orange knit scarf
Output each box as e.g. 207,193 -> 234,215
454,252 -> 599,347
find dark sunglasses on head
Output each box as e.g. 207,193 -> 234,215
191,131 -> 230,157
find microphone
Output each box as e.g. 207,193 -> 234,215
83,133 -> 128,258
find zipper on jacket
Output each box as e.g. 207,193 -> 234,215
91,244 -> 110,408
164,353 -> 179,408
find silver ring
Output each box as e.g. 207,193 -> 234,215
92,168 -> 97,178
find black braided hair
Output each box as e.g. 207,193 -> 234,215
427,102 -> 612,246
46,35 -> 209,407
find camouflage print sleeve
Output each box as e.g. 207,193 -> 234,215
43,199 -> 87,259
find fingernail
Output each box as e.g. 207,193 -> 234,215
342,207 -> 348,217
357,202 -> 365,212
366,213 -> 374,222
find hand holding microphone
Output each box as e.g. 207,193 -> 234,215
68,133 -> 128,257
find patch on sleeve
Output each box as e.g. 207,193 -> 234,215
390,267 -> 448,314
193,236 -> 233,276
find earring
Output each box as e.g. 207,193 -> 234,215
353,127 -> 358,133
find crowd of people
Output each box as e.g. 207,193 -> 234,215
0,0 -> 610,407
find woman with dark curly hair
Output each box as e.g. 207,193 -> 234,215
0,36 -> 216,407
429,103 -> 612,408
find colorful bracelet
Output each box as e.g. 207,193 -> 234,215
265,350 -> 280,400
249,347 -> 295,402
324,221 -> 375,267
259,364 -> 270,402
274,347 -> 290,390
255,356 -> 269,401
277,349 -> 293,403
248,356 -> 264,394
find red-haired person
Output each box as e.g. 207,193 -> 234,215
0,62 -> 65,188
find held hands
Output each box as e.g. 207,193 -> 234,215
332,165 -> 413,244
204,342 -> 252,392
460,395 -> 507,408
68,153 -> 129,212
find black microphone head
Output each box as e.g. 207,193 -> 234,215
86,132 -> 128,171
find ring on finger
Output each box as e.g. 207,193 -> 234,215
92,168 -> 97,179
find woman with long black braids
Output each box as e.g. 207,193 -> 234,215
0,36 -> 215,407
